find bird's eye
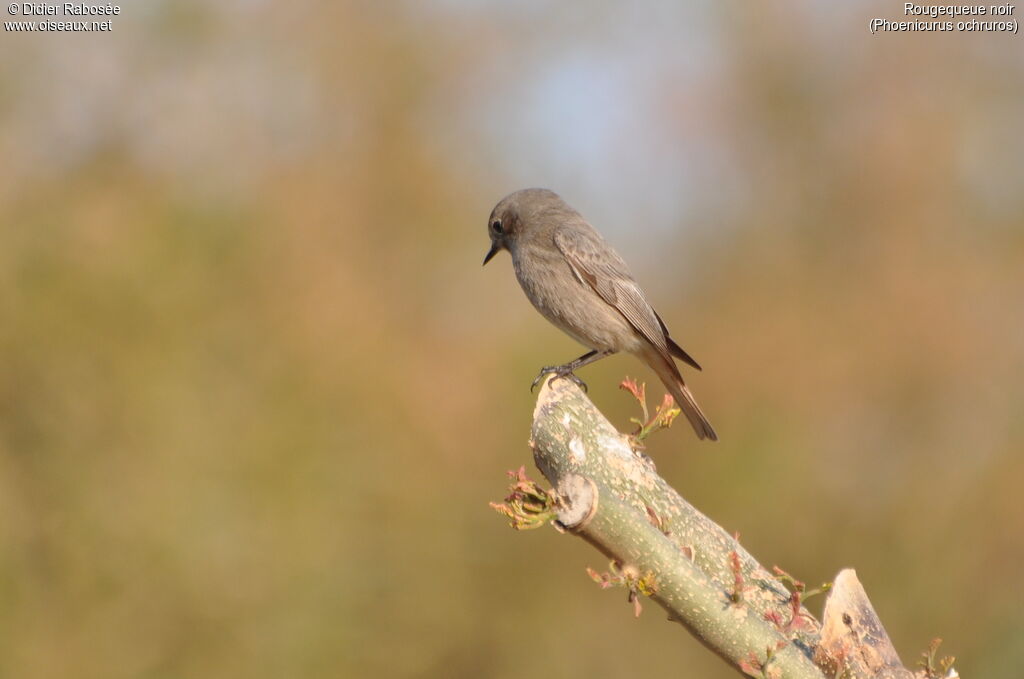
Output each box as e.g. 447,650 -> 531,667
491,220 -> 503,234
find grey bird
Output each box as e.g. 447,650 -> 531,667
483,188 -> 717,441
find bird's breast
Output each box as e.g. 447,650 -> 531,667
511,242 -> 635,352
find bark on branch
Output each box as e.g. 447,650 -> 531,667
506,377 -> 954,679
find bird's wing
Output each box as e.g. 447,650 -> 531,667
554,226 -> 671,357
655,310 -> 702,371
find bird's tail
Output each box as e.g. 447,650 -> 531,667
642,346 -> 718,442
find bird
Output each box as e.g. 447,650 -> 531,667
483,188 -> 717,441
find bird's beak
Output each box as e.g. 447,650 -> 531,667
482,243 -> 500,266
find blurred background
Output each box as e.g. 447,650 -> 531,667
2,2 -> 1022,677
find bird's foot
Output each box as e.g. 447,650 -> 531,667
531,365 -> 588,393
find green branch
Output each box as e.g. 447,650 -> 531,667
490,377 -> 951,679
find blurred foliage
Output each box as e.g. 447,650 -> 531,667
1,2 -> 1022,678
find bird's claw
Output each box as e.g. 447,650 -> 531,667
530,366 -> 588,393
558,372 -> 589,392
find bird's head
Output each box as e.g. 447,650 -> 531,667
483,188 -> 564,265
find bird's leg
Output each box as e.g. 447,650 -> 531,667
531,350 -> 614,392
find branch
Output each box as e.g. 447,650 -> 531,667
493,376 -> 953,679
